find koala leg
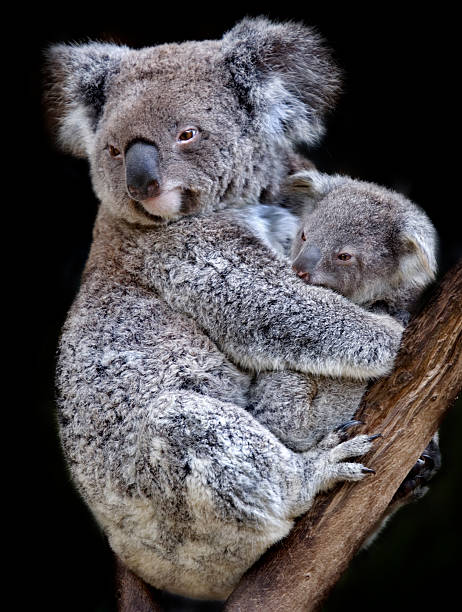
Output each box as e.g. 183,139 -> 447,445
248,371 -> 320,451
107,390 -> 378,599
137,389 -> 377,524
249,371 -> 367,453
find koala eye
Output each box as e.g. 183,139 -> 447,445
337,252 -> 352,261
177,128 -> 199,143
108,145 -> 121,158
301,231 -> 307,241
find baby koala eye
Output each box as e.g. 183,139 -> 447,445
337,252 -> 352,261
107,145 -> 121,158
177,128 -> 199,143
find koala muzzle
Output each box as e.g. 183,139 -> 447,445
292,245 -> 322,281
125,141 -> 161,201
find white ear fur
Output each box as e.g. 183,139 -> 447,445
399,217 -> 438,288
222,17 -> 341,145
46,43 -> 129,157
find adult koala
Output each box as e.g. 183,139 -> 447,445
47,19 -> 403,600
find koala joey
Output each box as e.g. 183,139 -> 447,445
248,169 -> 440,496
47,19 -> 407,600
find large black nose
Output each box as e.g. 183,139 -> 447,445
125,141 -> 161,201
292,245 -> 322,280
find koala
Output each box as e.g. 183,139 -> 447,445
248,169 -> 440,494
47,19 -> 406,600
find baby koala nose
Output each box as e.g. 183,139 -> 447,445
294,268 -> 311,282
292,245 -> 322,281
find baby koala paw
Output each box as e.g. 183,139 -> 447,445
309,420 -> 380,490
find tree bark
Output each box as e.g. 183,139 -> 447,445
115,555 -> 164,612
224,259 -> 462,612
116,260 -> 462,611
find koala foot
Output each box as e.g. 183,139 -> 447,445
293,425 -> 380,516
391,437 -> 441,504
310,427 -> 379,488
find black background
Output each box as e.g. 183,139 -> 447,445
19,4 -> 460,611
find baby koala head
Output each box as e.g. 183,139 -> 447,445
289,170 -> 438,308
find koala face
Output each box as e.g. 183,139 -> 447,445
290,179 -> 437,305
46,19 -> 341,225
90,45 -> 250,223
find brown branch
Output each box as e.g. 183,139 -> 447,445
115,554 -> 164,612
224,259 -> 462,612
115,260 -> 462,611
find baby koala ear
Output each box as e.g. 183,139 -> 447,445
221,17 -> 341,145
399,212 -> 438,288
44,42 -> 129,157
280,169 -> 347,213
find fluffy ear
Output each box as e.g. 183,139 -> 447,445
279,169 -> 347,213
44,43 -> 129,157
221,17 -> 341,145
285,169 -> 347,197
399,212 -> 438,288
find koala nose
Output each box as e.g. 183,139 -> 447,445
292,245 -> 322,279
125,141 -> 161,201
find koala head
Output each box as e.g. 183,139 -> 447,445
289,170 -> 438,305
45,18 -> 340,226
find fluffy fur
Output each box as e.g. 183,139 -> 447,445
249,169 -> 438,452
47,20 -> 405,600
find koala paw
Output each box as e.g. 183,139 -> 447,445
391,437 -> 441,504
310,425 -> 380,489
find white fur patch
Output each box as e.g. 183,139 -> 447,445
141,188 -> 182,219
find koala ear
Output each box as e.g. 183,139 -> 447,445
399,211 -> 438,288
221,17 -> 341,145
279,169 -> 348,214
45,42 -> 129,157
285,169 -> 346,196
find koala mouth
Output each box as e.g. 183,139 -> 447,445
130,199 -> 165,224
131,188 -> 200,222
138,188 -> 183,219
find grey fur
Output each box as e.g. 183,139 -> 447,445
249,169 -> 437,452
48,20 -> 405,600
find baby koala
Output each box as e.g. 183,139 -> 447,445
249,169 -> 438,459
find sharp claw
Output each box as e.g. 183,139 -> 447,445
362,467 -> 376,474
336,420 -> 363,432
421,453 -> 435,467
368,434 -> 382,441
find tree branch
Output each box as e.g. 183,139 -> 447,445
224,259 -> 462,612
116,260 -> 462,611
115,554 -> 164,612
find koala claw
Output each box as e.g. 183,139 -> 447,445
336,419 -> 364,432
368,433 -> 382,442
391,438 -> 441,504
361,467 -> 376,474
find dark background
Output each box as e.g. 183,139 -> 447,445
19,4 -> 460,611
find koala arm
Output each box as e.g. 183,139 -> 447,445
142,211 -> 403,381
